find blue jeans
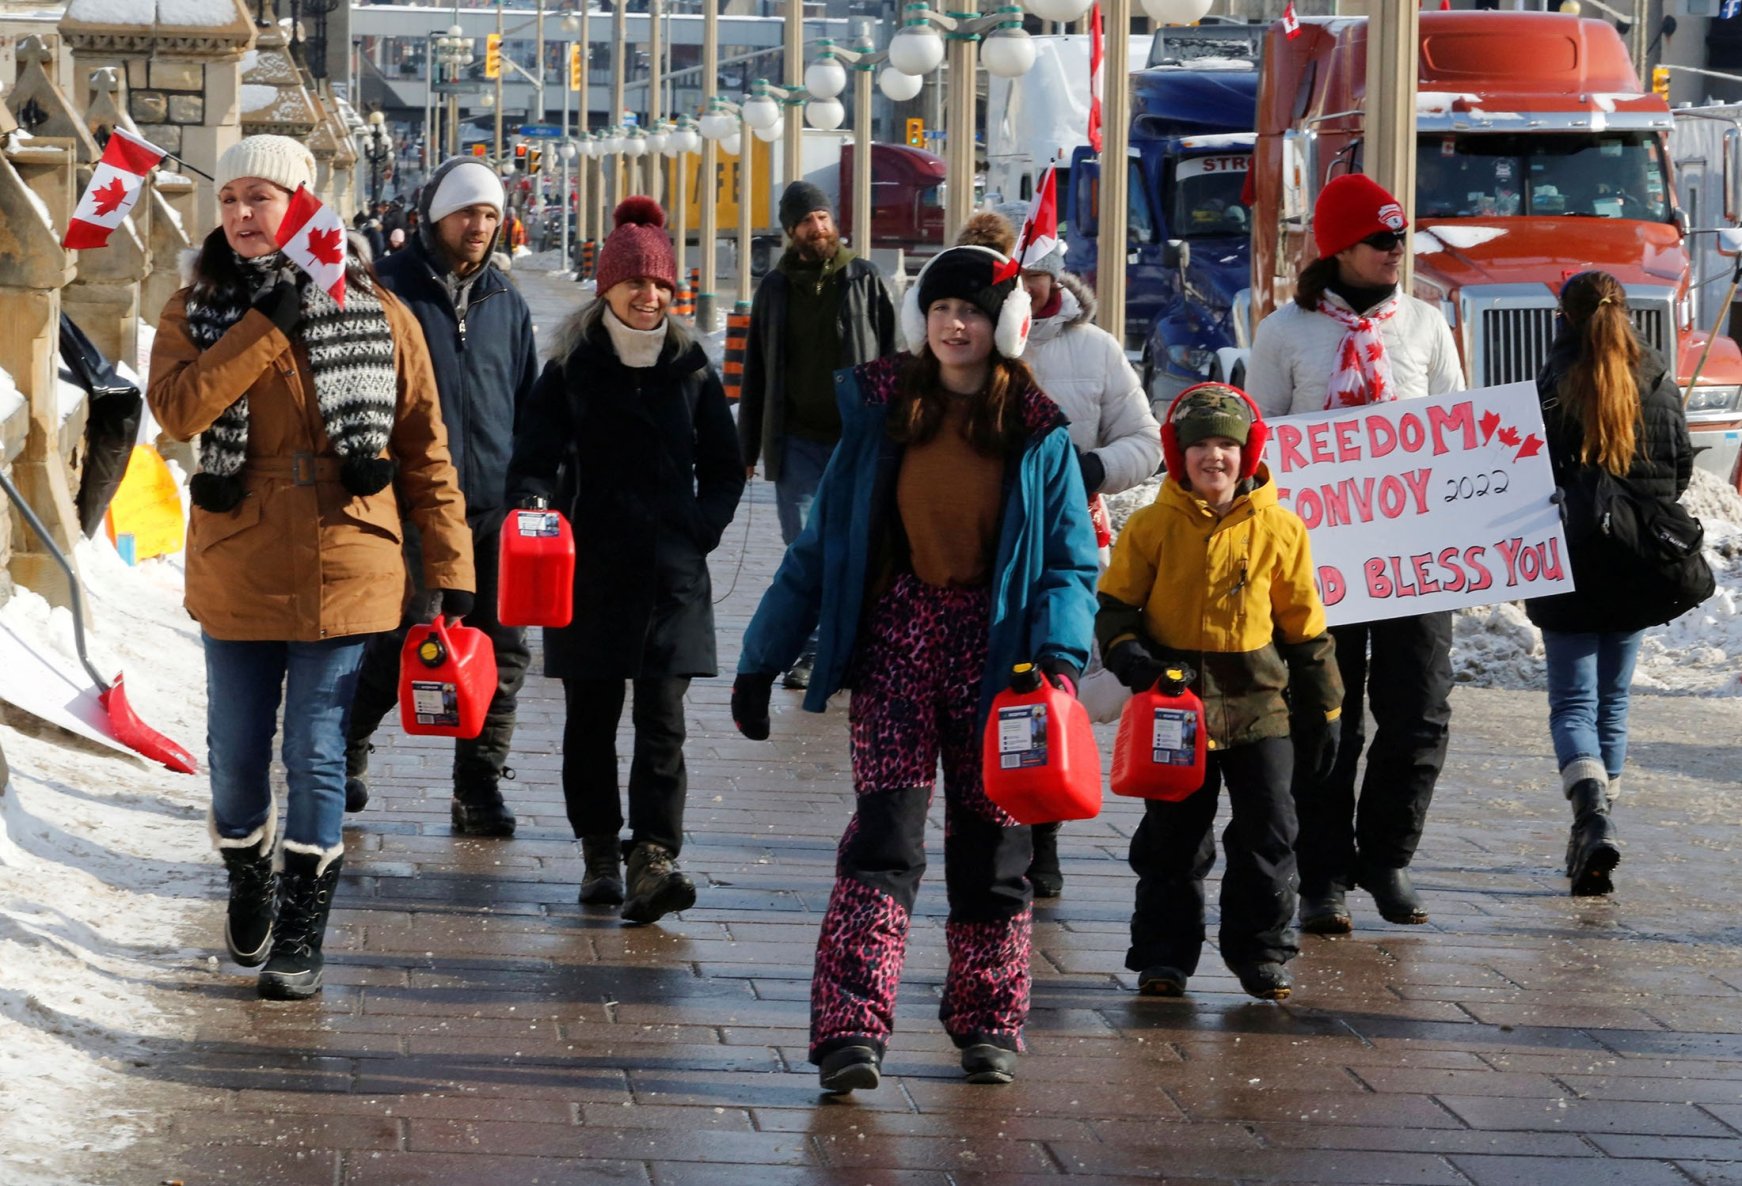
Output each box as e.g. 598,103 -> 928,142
204,634 -> 367,851
775,435 -> 836,547
1541,628 -> 1645,779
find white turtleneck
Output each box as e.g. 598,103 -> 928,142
603,307 -> 669,369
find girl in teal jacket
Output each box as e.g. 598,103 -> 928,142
732,246 -> 1098,1094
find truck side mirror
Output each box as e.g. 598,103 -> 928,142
1163,239 -> 1191,270
1281,129 -> 1319,228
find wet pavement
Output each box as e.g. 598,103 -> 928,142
92,270 -> 1742,1184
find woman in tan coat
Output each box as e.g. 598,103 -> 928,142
149,135 -> 473,1000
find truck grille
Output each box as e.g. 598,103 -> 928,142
1470,292 -> 1670,387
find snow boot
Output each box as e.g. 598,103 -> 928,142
1230,961 -> 1294,1002
1565,771 -> 1620,897
579,834 -> 625,906
218,839 -> 276,968
258,848 -> 343,1000
344,737 -> 372,814
452,718 -> 518,837
1027,821 -> 1064,898
1298,886 -> 1353,935
620,841 -> 696,924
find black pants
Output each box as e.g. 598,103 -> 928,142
561,676 -> 691,855
348,516 -> 531,791
1125,736 -> 1298,976
1293,611 -> 1453,894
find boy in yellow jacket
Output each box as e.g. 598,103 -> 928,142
1098,384 -> 1343,1001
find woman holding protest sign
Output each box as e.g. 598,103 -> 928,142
1527,270 -> 1694,897
1245,174 -> 1463,935
149,135 -> 473,999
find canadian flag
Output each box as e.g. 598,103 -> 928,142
1088,3 -> 1105,154
1013,164 -> 1063,272
274,185 -> 349,307
62,128 -> 166,250
1282,1 -> 1301,39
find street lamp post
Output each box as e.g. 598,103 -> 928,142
434,24 -> 475,159
698,0 -> 720,330
363,109 -> 392,205
664,116 -> 700,309
611,0 -> 627,202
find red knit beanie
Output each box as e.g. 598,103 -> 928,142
594,196 -> 677,295
1313,174 -> 1408,259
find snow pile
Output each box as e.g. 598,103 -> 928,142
0,533 -> 213,1184
1415,226 -> 1508,254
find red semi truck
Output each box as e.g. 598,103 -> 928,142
1236,10 -> 1742,489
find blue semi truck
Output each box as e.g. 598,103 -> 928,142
1066,64 -> 1260,410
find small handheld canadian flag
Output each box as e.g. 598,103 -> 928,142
1087,3 -> 1105,154
62,128 -> 167,250
1013,164 -> 1063,273
274,185 -> 350,307
1282,1 -> 1301,39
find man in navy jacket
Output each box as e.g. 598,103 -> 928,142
345,157 -> 541,836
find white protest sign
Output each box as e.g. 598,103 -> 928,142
1263,382 -> 1571,626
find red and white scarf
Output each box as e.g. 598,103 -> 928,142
1319,292 -> 1400,409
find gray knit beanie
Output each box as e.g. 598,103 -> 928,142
779,181 -> 832,233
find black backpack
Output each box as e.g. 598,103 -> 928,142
1559,462 -> 1715,631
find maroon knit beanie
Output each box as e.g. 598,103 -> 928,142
594,196 -> 677,295
1313,174 -> 1408,259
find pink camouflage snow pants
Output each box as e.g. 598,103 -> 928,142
809,573 -> 1035,1065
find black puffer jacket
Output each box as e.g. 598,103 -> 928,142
1526,334 -> 1694,633
507,308 -> 745,679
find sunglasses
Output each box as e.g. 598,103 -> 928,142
1360,231 -> 1406,251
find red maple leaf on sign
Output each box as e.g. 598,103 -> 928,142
304,225 -> 344,267
1515,433 -> 1544,460
1479,409 -> 1501,443
90,176 -> 130,218
1497,425 -> 1521,448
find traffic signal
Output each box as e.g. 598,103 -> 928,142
485,33 -> 502,79
1653,65 -> 1671,103
569,43 -> 583,93
906,118 -> 925,149
514,142 -> 528,171
528,147 -> 542,173
472,142 -> 486,158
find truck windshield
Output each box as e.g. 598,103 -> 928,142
1415,132 -> 1669,222
1170,154 -> 1251,237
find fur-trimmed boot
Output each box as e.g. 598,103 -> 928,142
214,817 -> 277,968
258,846 -> 344,1000
1563,759 -> 1620,897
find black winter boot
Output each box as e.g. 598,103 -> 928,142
1566,778 -> 1621,897
621,842 -> 696,924
218,843 -> 276,968
1027,822 -> 1064,898
1356,864 -> 1428,925
452,717 -> 517,837
579,835 -> 625,905
344,738 -> 372,814
258,851 -> 343,1000
1298,886 -> 1353,935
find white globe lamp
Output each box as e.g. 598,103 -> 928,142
805,42 -> 848,99
1138,0 -> 1212,24
1023,0 -> 1094,20
888,8 -> 946,76
980,12 -> 1036,78
753,116 -> 785,143
878,66 -> 925,103
673,121 -> 702,154
742,82 -> 782,131
805,96 -> 846,131
721,130 -> 743,157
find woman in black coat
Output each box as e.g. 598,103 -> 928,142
1528,270 -> 1693,897
509,197 -> 745,924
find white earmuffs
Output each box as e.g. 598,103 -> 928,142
900,245 -> 1032,360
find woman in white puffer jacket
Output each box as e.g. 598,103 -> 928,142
961,210 -> 1162,899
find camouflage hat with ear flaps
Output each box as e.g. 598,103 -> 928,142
1170,383 -> 1253,448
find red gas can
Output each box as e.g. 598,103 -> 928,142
982,664 -> 1103,824
497,503 -> 575,627
399,616 -> 497,739
1111,665 -> 1208,801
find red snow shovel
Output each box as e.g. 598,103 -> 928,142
0,465 -> 197,774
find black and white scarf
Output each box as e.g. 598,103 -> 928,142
183,234 -> 399,512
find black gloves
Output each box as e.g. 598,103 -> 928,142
1037,657 -> 1082,696
1076,449 -> 1106,495
1293,714 -> 1341,784
731,672 -> 775,740
252,278 -> 301,335
411,588 -> 475,624
1104,639 -> 1169,693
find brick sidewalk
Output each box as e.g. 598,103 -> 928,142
92,272 -> 1742,1185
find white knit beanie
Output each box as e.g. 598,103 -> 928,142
215,134 -> 316,195
427,160 -> 506,226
